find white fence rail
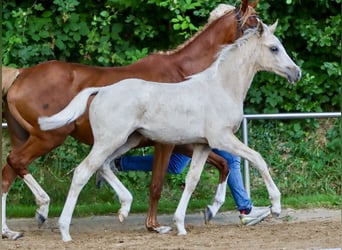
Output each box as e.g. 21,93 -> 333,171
2,112 -> 341,197
242,112 -> 341,197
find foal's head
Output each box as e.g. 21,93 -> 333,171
252,21 -> 302,83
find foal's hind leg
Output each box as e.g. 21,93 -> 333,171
59,134 -> 141,241
58,149 -> 111,242
98,133 -> 144,222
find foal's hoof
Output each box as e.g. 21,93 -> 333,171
35,212 -> 47,227
272,212 -> 281,218
203,206 -> 213,224
153,226 -> 172,234
118,209 -> 128,223
270,206 -> 281,218
2,231 -> 24,240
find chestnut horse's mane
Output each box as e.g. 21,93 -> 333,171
159,5 -> 257,55
2,66 -> 20,96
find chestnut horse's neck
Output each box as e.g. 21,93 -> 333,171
160,11 -> 239,76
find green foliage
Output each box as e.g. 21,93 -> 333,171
245,0 -> 340,114
247,119 -> 341,198
3,0 -> 340,112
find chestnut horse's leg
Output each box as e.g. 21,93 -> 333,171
5,135 -> 64,217
145,143 -> 174,233
3,122 -> 71,240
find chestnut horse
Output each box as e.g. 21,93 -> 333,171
38,21 -> 301,241
2,1 -> 258,239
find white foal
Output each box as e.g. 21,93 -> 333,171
39,20 -> 301,240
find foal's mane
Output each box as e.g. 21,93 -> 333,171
189,23 -> 261,80
159,5 -> 257,55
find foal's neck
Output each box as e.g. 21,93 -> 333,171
218,39 -> 259,102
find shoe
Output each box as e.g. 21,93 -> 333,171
95,158 -> 121,189
239,206 -> 271,226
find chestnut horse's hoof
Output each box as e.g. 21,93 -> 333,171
203,206 -> 213,224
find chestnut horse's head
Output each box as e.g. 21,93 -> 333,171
239,0 -> 259,32
208,0 -> 259,39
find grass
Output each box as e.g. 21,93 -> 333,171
5,193 -> 340,218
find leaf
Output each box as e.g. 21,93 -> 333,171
55,38 -> 65,50
173,23 -> 180,30
40,30 -> 50,39
78,22 -> 89,36
181,21 -> 188,30
73,33 -> 81,42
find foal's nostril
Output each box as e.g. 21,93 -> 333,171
290,66 -> 302,81
296,69 -> 302,80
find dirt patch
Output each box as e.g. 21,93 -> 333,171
3,208 -> 341,250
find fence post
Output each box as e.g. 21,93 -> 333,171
242,117 -> 251,198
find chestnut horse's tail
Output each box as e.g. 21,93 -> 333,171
38,87 -> 101,131
2,66 -> 20,96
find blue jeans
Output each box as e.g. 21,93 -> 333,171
120,149 -> 252,211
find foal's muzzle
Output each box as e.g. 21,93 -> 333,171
287,66 -> 302,84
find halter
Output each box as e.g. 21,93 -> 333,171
235,8 -> 243,40
234,7 -> 259,40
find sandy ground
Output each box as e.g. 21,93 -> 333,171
2,208 -> 341,250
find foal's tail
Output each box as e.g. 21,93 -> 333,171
2,66 -> 20,96
38,87 -> 101,131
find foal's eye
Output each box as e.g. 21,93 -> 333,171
270,46 -> 279,53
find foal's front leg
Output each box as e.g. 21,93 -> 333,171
211,133 -> 281,217
174,144 -> 211,235
173,145 -> 230,223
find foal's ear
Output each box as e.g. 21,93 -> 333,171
269,19 -> 278,34
257,21 -> 264,36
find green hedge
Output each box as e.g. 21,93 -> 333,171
3,0 -> 341,113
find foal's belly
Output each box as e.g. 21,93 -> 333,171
138,127 -> 207,145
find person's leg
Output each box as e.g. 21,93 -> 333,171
212,148 -> 270,225
120,153 -> 191,174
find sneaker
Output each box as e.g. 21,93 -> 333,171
239,206 -> 271,226
95,158 -> 121,189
